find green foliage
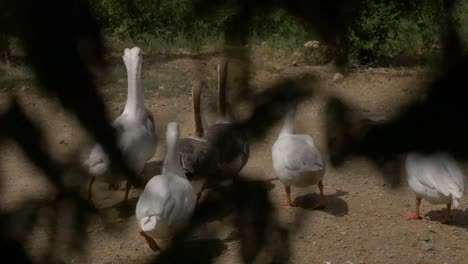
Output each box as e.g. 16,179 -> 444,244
347,0 -> 446,64
91,0 -> 468,66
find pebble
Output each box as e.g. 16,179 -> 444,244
423,242 -> 434,251
333,73 -> 344,82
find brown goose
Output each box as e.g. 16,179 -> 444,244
144,81 -> 217,198
189,60 -> 250,203
176,80 -> 212,196
205,59 -> 250,176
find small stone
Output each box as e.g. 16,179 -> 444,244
422,241 -> 434,251
59,139 -> 65,144
333,73 -> 344,82
340,232 -> 347,236
324,262 -> 332,264
304,40 -> 320,48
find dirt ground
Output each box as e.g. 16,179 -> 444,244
2,49 -> 468,264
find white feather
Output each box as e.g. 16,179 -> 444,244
83,47 -> 156,183
406,152 -> 466,208
272,103 -> 325,188
135,122 -> 196,239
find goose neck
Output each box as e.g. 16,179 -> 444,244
193,81 -> 210,138
123,58 -> 144,115
280,104 -> 297,135
193,81 -> 204,138
164,132 -> 181,174
217,60 -> 228,120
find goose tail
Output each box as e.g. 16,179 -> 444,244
452,196 -> 461,208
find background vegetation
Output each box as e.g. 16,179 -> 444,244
89,0 -> 468,66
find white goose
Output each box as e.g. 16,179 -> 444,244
405,152 -> 466,224
272,100 -> 326,208
135,122 -> 196,252
84,47 -> 157,203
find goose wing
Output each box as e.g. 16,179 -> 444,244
406,153 -> 466,206
178,138 -> 209,175
273,135 -> 324,174
431,153 -> 466,203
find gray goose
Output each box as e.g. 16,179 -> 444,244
190,60 -> 250,203
205,59 -> 250,176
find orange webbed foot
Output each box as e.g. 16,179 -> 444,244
280,201 -> 296,207
108,183 -> 121,190
404,212 -> 422,220
139,231 -> 160,252
312,202 -> 326,210
430,215 -> 451,224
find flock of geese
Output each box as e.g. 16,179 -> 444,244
82,47 -> 467,252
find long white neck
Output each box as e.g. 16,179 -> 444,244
123,56 -> 144,115
280,103 -> 297,135
163,130 -> 182,174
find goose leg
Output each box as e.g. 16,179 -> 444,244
195,182 -> 207,206
405,197 -> 422,220
139,230 -> 160,252
441,203 -> 451,224
123,181 -> 131,202
313,180 -> 326,210
87,176 -> 95,201
196,192 -> 202,205
108,182 -> 121,190
280,185 -> 296,207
